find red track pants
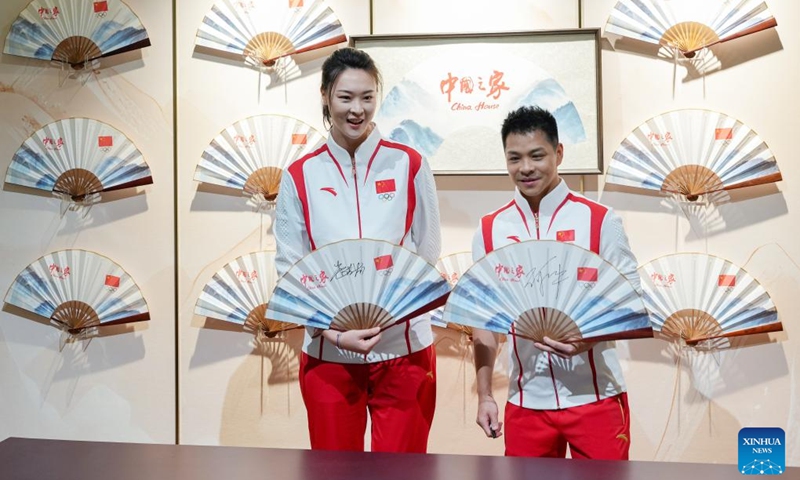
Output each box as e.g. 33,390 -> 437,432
504,393 -> 631,459
299,346 -> 436,452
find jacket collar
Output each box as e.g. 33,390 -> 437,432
513,178 -> 568,235
326,123 -> 381,168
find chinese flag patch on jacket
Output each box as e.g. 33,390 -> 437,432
556,230 -> 575,242
375,179 -> 396,194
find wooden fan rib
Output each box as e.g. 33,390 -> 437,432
244,166 -> 282,200
52,36 -> 102,67
661,165 -> 722,200
332,302 -> 395,331
52,300 -> 100,333
244,32 -> 295,66
514,307 -> 581,344
54,168 -> 103,200
661,308 -> 722,343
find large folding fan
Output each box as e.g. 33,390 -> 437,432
195,114 -> 325,203
606,109 -> 781,201
195,251 -> 299,337
433,252 -> 473,332
5,117 -> 152,204
4,0 -> 150,68
4,249 -> 149,334
266,239 -> 451,331
195,0 -> 346,68
604,0 -> 777,57
639,253 -> 780,345
443,240 -> 652,343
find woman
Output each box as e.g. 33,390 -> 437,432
274,47 -> 442,452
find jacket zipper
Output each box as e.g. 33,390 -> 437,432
351,158 -> 363,238
535,210 -> 560,406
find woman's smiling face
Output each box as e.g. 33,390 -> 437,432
324,68 -> 378,153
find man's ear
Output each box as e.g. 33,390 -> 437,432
556,143 -> 564,167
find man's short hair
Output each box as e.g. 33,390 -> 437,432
501,106 -> 559,149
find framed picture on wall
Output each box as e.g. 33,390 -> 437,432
351,30 -> 603,175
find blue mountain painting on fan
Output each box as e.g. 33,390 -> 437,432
97,296 -> 143,322
201,146 -> 248,188
7,271 -> 58,316
445,276 -> 515,334
642,294 -> 777,333
376,277 -> 449,320
269,286 -> 333,329
201,280 -> 249,323
95,24 -> 148,53
577,306 -> 649,337
6,19 -> 53,59
96,157 -> 151,185
8,147 -> 58,190
6,18 -> 148,61
723,307 -> 778,331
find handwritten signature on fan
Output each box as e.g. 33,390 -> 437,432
331,261 -> 366,281
522,256 -> 567,295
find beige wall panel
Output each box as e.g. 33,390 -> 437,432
0,0 -> 175,443
373,0 -> 578,34
584,0 -> 800,466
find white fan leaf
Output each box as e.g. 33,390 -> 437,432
195,251 -> 298,336
3,0 -> 150,65
443,240 -> 651,343
605,0 -> 776,55
639,252 -> 780,343
5,117 -> 152,201
195,114 -> 325,201
432,251 -> 473,329
5,249 -> 149,332
606,109 -> 780,200
195,0 -> 346,66
266,239 -> 451,330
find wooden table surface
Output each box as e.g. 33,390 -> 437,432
1,437 -> 797,480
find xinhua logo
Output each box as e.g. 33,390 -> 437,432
739,427 -> 785,475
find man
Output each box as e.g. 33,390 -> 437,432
472,106 -> 640,459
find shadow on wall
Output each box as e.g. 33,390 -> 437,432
1,303 -> 147,408
427,327 -> 508,455
218,329 -> 307,448
601,184 -> 788,240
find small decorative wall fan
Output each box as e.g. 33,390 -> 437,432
195,0 -> 346,68
639,252 -> 780,345
434,251 -> 474,335
5,249 -> 149,335
195,251 -> 300,338
195,114 -> 325,207
5,117 -> 152,208
606,109 -> 781,201
604,0 -> 777,58
4,0 -> 150,68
